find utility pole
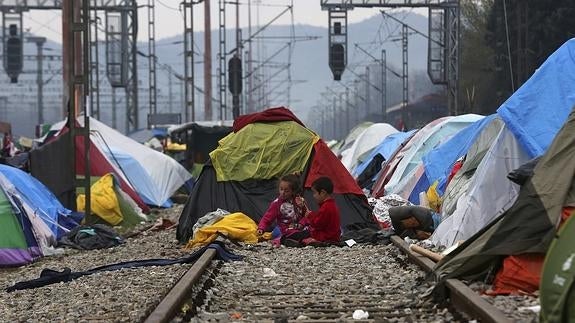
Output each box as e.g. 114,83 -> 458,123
231,0 -> 241,118
345,87 -> 350,133
147,0 -> 157,124
183,0 -> 197,122
247,0 -> 253,113
381,49 -> 386,122
204,0 -> 212,120
28,37 -> 46,125
332,96 -> 337,139
365,66 -> 370,117
168,69 -> 173,113
402,24 -> 409,130
112,87 -> 117,128
63,0 -> 91,216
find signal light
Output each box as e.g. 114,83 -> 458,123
228,55 -> 242,95
329,44 -> 345,81
4,24 -> 23,83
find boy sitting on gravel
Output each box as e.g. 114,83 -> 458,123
300,176 -> 342,246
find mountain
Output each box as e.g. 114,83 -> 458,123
152,10 -> 436,124
0,10 -> 437,137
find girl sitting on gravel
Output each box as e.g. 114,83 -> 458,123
256,174 -> 310,247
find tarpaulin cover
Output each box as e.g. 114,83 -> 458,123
210,121 -> 319,182
497,38 -> 575,158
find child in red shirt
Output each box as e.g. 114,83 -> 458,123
302,176 -> 341,244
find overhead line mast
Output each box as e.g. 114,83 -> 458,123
320,0 -> 460,117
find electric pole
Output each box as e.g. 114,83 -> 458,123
28,37 -> 46,125
381,49 -> 386,122
204,0 -> 213,120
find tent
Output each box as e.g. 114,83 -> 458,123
332,122 -> 373,157
34,125 -> 150,213
432,117 -> 504,221
371,117 -> 451,198
46,117 -> 192,208
422,114 -> 498,195
353,130 -> 417,191
430,38 -> 575,249
0,187 -> 45,267
352,130 -> 417,179
0,164 -> 80,266
86,118 -> 193,206
177,107 -> 377,243
339,123 -> 398,171
0,164 -> 78,239
102,147 -> 173,208
434,107 -> 575,284
429,124 -> 529,248
540,209 -> 575,322
168,122 -> 232,171
383,114 -> 483,200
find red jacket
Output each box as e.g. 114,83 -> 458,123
306,198 -> 341,243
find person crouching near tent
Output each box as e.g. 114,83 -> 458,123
256,174 -> 310,247
299,176 -> 342,246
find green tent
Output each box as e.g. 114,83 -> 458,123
540,211 -> 575,322
0,188 -> 42,266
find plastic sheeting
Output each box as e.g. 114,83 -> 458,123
103,147 -> 172,208
430,126 -> 530,248
386,114 -> 483,196
497,38 -> 575,158
0,164 -> 73,239
210,121 -> 318,182
423,114 -> 496,195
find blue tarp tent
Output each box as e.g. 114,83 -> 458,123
352,130 -> 417,179
422,114 -> 497,195
0,164 -> 79,239
497,38 -> 575,158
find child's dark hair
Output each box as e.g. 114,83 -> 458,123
311,176 -> 334,194
280,174 -> 302,195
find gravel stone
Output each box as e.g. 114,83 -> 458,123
0,203 -> 542,322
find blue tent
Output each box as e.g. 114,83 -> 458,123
0,164 -> 79,239
352,130 -> 417,179
422,114 -> 496,195
497,38 -> 575,158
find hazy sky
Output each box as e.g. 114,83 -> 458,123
21,0 -> 424,44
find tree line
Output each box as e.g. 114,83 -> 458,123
460,0 -> 575,115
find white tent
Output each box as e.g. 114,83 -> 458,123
430,125 -> 530,248
340,123 -> 398,171
50,117 -> 192,207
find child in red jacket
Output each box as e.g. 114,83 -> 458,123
302,176 -> 341,245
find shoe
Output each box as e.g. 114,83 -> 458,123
302,238 -> 328,247
282,238 -> 303,248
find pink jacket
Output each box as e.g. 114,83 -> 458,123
258,197 -> 306,236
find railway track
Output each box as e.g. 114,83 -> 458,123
144,238 -> 512,323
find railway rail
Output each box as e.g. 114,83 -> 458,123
144,238 -> 513,323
